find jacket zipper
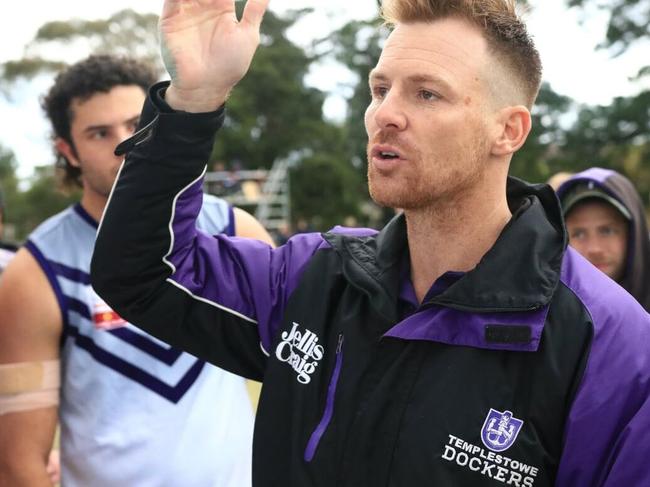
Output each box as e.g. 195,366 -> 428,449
304,333 -> 344,462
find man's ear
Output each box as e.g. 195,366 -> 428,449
491,106 -> 532,157
54,138 -> 80,168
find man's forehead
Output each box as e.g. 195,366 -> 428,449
379,19 -> 487,67
69,85 -> 145,127
566,200 -> 629,224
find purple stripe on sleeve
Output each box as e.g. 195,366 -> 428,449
556,247 -> 650,486
66,295 -> 92,320
163,173 -> 330,353
25,240 -> 69,326
384,304 -> 548,352
49,260 -> 92,285
225,206 -> 236,237
73,203 -> 99,229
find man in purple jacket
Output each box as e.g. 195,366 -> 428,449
557,167 -> 650,311
91,0 -> 650,485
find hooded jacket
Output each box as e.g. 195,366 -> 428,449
557,168 -> 650,311
92,83 -> 650,487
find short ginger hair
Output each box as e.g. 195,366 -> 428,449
381,0 -> 542,108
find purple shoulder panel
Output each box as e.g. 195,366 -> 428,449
556,247 -> 650,486
164,176 -> 330,353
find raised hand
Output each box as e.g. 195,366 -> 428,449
159,0 -> 270,112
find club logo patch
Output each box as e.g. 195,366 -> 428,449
481,409 -> 523,452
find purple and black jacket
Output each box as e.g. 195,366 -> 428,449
92,82 -> 650,487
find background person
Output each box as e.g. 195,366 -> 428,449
0,54 -> 273,487
0,186 -> 18,274
557,167 -> 650,311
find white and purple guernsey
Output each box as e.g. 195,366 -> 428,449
26,196 -> 253,487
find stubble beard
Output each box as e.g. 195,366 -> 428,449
367,138 -> 489,211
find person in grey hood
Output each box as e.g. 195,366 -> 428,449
557,167 -> 650,311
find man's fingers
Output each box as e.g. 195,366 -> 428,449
241,0 -> 270,29
161,0 -> 184,19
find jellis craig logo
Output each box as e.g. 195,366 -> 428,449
275,322 -> 324,384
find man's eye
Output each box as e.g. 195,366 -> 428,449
419,90 -> 439,101
371,86 -> 388,99
90,130 -> 108,140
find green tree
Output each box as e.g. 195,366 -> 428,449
560,0 -> 650,202
2,8 -> 368,232
510,83 -> 575,183
0,9 -> 163,86
0,145 -> 20,241
290,153 -> 363,231
211,7 -> 346,172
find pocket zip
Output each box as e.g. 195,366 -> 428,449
304,334 -> 344,462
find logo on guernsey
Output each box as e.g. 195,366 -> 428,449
275,322 -> 324,384
481,408 -> 524,452
93,299 -> 127,331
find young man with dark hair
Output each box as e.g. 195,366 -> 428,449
0,54 -> 273,487
557,167 -> 650,311
92,1 -> 650,486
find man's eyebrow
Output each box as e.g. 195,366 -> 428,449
369,71 -> 453,90
82,124 -> 110,134
82,115 -> 140,134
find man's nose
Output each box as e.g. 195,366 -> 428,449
373,91 -> 407,131
584,236 -> 605,258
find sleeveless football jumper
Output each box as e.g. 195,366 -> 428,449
26,197 -> 253,487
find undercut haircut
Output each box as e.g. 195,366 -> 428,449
381,0 -> 542,108
41,55 -> 157,188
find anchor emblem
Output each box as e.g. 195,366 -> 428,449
480,408 -> 524,452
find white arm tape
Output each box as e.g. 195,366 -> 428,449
0,360 -> 60,415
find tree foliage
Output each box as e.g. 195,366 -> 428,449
1,9 -> 163,86
568,0 -> 649,60
0,146 -> 78,242
1,8 -> 368,236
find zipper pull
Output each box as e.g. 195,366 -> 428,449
336,334 -> 344,354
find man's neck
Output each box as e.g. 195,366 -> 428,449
80,192 -> 108,223
405,188 -> 512,303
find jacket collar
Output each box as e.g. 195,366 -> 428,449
327,177 -> 567,315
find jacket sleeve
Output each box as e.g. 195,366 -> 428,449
555,284 -> 650,486
91,82 -> 324,381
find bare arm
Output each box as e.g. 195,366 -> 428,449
159,0 -> 269,113
0,249 -> 61,487
233,207 -> 275,245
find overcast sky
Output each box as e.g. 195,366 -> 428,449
1,0 -> 648,180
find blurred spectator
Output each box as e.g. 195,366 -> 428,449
0,186 -> 17,274
557,167 -> 650,311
